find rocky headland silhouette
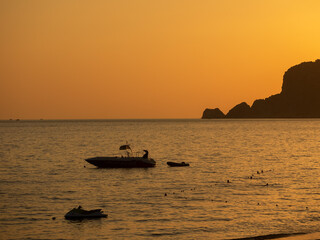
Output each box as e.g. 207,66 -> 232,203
202,59 -> 320,118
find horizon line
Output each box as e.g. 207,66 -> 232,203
0,117 -> 200,121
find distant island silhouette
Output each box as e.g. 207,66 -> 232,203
202,59 -> 320,118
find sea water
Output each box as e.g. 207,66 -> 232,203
0,119 -> 320,239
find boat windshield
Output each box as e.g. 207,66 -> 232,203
119,144 -> 133,157
119,145 -> 131,150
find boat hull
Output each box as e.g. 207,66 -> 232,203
167,161 -> 190,167
85,157 -> 156,168
65,209 -> 107,220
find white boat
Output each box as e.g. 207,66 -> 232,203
85,145 -> 156,168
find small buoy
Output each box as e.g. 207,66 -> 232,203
257,171 -> 260,174
250,176 -> 253,179
164,193 -> 167,196
266,183 -> 269,186
276,204 -> 278,207
257,203 -> 260,205
227,180 -> 230,183
261,170 -> 263,173
84,166 -> 86,168
52,217 -> 56,220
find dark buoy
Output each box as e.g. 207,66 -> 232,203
227,180 -> 230,183
164,193 -> 167,196
52,217 -> 56,220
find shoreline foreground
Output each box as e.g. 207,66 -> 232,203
231,232 -> 320,240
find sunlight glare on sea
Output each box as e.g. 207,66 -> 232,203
0,119 -> 320,239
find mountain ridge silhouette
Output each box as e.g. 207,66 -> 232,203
202,59 -> 320,118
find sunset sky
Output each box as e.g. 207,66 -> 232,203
1,0 -> 320,119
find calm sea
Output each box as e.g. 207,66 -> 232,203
1,119 -> 320,240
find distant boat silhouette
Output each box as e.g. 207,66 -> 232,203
65,206 -> 107,219
85,144 -> 156,168
167,161 -> 190,167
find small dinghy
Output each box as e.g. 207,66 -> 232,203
167,161 -> 190,167
65,206 -> 107,220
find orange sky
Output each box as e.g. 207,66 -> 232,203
1,0 -> 320,119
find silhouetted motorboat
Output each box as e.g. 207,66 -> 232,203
167,161 -> 190,167
85,145 -> 156,168
65,206 -> 107,219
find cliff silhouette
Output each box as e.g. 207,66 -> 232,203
202,59 -> 320,118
